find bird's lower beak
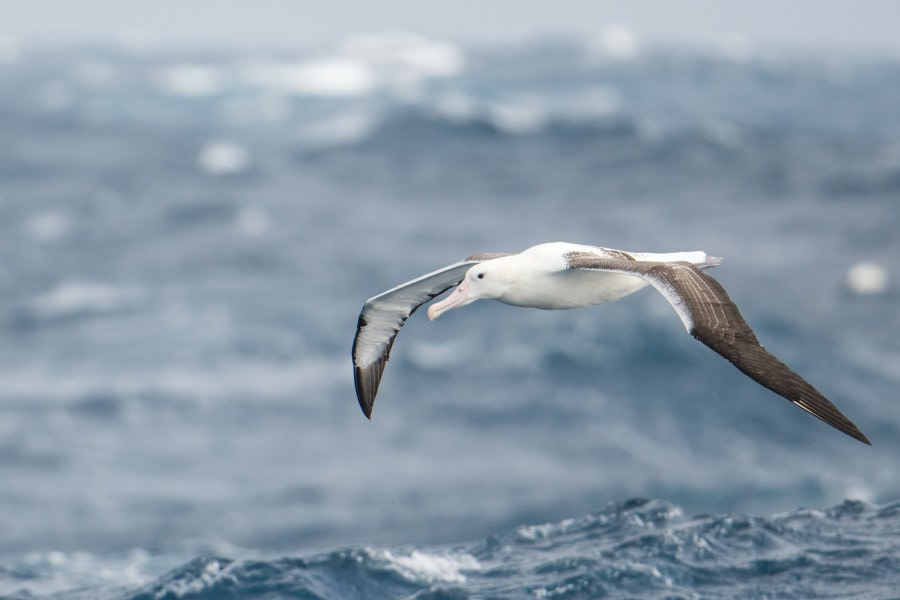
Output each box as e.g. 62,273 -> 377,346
428,279 -> 473,320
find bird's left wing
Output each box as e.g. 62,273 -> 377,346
353,252 -> 513,418
564,253 -> 870,445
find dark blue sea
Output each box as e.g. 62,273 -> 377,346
1,32 -> 899,598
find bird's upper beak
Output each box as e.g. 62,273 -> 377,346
428,279 -> 474,320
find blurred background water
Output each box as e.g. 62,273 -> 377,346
1,9 -> 900,598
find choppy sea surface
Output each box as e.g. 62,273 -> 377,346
1,32 -> 899,598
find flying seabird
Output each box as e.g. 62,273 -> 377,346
352,242 -> 870,445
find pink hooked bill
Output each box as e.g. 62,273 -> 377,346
427,278 -> 474,320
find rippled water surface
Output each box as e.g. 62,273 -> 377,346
1,34 -> 899,597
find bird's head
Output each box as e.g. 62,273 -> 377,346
427,261 -> 511,320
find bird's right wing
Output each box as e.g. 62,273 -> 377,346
352,252 -> 513,418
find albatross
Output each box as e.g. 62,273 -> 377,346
352,242 -> 870,445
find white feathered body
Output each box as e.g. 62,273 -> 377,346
486,242 -> 712,310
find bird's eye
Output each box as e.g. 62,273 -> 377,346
477,273 -> 485,279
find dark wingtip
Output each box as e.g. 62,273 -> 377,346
359,396 -> 373,420
826,413 -> 871,444
353,366 -> 375,420
848,428 -> 871,446
813,399 -> 872,445
352,311 -> 378,420
795,394 -> 871,446
356,394 -> 374,420
792,399 -> 871,445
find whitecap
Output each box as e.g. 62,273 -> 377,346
845,262 -> 889,295
516,518 -> 577,542
152,558 -> 238,598
586,25 -> 639,61
277,57 -> 376,97
340,31 -> 464,79
197,140 -> 251,176
235,33 -> 461,99
535,582 -> 581,599
378,549 -> 480,584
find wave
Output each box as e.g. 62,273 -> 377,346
11,35 -> 897,138
22,280 -> 141,322
150,32 -> 463,100
89,498 -> 898,599
3,37 -> 899,600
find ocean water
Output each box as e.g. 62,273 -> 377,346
1,32 -> 899,598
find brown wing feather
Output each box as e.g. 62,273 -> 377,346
566,255 -> 870,445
